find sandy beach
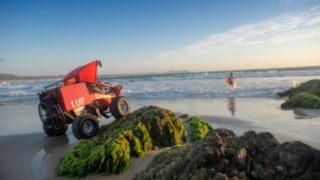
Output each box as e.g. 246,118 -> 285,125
1,97 -> 320,179
2,0 -> 320,178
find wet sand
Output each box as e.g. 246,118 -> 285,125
1,98 -> 320,179
0,133 -> 71,180
0,131 -> 160,180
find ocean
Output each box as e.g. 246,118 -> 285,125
1,67 -> 320,105
1,67 -> 320,148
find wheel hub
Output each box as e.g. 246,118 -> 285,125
83,120 -> 94,135
120,101 -> 128,112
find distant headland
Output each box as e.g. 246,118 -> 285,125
0,73 -> 63,81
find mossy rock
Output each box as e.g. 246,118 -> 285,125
134,145 -> 192,180
281,92 -> 320,109
278,79 -> 320,97
278,79 -> 320,109
56,106 -> 187,178
135,129 -> 320,180
185,116 -> 212,142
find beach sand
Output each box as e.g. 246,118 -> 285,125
0,131 -> 162,180
1,97 -> 320,179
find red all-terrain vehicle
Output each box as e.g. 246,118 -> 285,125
38,60 -> 131,139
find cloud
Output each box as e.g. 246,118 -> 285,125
0,57 -> 5,63
268,27 -> 320,44
157,7 -> 320,60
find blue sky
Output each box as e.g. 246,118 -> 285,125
1,0 -> 319,76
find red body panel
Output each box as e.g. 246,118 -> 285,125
97,98 -> 112,110
60,83 -> 94,111
114,87 -> 121,96
63,60 -> 99,85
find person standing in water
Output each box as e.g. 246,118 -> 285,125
227,72 -> 235,86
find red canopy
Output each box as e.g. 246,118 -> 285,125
63,60 -> 101,85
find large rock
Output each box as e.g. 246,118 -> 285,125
278,79 -> 320,109
56,106 -> 187,178
277,79 -> 320,97
134,129 -> 320,180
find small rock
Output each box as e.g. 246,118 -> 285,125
209,168 -> 216,176
236,148 -> 247,169
191,168 -> 207,180
229,169 -> 239,177
251,171 -> 257,178
179,114 -> 189,119
276,165 -> 283,172
226,148 -> 235,159
253,163 -> 267,179
213,172 -> 228,180
238,171 -> 246,178
218,159 -> 229,171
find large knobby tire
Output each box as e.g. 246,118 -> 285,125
110,96 -> 131,119
43,120 -> 68,136
72,114 -> 99,139
39,102 -> 68,136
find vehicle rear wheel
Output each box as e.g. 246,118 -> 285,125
72,114 -> 99,139
110,96 -> 131,119
39,102 -> 68,136
43,119 -> 68,136
38,102 -> 50,123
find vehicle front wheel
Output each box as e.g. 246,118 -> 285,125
72,114 -> 99,139
110,96 -> 131,119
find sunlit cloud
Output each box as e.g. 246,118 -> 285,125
157,6 -> 320,60
268,27 -> 320,44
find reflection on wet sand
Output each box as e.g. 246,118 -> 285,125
227,95 -> 236,116
293,108 -> 320,119
31,133 -> 76,180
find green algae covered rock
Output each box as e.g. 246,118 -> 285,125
56,106 -> 187,178
185,116 -> 212,142
281,92 -> 320,109
278,79 -> 320,109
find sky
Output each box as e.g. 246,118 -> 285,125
0,0 -> 320,76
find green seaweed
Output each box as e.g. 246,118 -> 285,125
288,92 -> 320,109
55,140 -> 98,178
186,116 -> 212,142
56,106 -> 187,178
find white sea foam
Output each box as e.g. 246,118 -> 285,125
290,80 -> 301,88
